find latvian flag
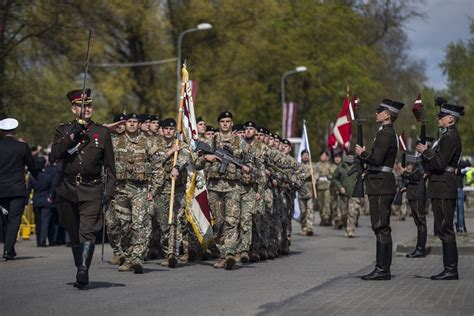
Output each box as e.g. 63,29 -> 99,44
327,95 -> 353,151
182,79 -> 214,248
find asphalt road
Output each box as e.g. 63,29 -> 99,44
1,215 -> 473,316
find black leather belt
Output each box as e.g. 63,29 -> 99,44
65,174 -> 102,185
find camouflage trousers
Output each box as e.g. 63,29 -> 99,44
330,190 -> 339,222
237,184 -> 257,253
270,188 -> 283,251
207,188 -> 240,257
317,189 -> 331,221
298,197 -> 315,233
251,191 -> 266,252
282,191 -> 293,246
155,188 -> 186,257
105,200 -> 124,257
336,195 -> 362,234
258,187 -> 273,251
110,182 -> 152,265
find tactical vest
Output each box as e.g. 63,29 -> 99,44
206,133 -> 244,181
114,134 -> 152,182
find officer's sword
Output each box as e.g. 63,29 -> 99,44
78,29 -> 92,125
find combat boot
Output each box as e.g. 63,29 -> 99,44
406,228 -> 426,258
213,258 -> 226,269
147,248 -> 160,260
281,240 -> 289,256
431,241 -> 458,280
167,254 -> 177,268
345,231 -> 355,238
258,247 -> 268,261
187,248 -> 197,262
132,262 -> 144,274
234,252 -> 241,263
224,255 -> 236,270
119,260 -> 133,272
240,251 -> 250,263
110,255 -> 125,265
361,241 -> 391,281
74,241 -> 95,289
267,247 -> 275,260
305,229 -> 314,236
249,250 -> 260,263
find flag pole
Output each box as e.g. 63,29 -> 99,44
304,120 -> 318,199
168,62 -> 188,236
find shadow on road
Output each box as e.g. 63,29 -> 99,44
66,281 -> 126,290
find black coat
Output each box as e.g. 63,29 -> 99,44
29,165 -> 59,208
422,126 -> 462,199
0,135 -> 39,198
361,124 -> 398,195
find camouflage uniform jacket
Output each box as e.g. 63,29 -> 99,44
156,139 -> 191,194
314,161 -> 334,190
195,132 -> 253,192
299,160 -> 316,199
112,132 -> 163,196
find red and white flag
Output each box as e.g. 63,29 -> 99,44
398,131 -> 407,151
182,79 -> 214,247
283,101 -> 298,138
327,95 -> 353,151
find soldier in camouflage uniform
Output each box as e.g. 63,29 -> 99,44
331,150 -> 344,229
149,115 -> 160,137
331,151 -> 360,237
154,118 -> 192,268
109,113 -> 163,274
105,114 -> 128,265
195,111 -> 254,270
315,149 -> 334,226
298,149 -> 317,236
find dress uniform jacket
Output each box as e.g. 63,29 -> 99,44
51,120 -> 116,201
422,126 -> 461,199
0,135 -> 38,198
361,124 -> 398,195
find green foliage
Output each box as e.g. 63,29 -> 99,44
1,0 -> 426,152
441,20 -> 474,154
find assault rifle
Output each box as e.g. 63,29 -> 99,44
195,141 -> 247,174
411,94 -> 428,200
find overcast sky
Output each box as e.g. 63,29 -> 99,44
404,0 -> 473,90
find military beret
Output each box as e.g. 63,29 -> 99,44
196,116 -> 205,124
333,147 -> 343,157
213,127 -> 220,133
232,123 -> 244,132
149,115 -> 160,122
217,111 -> 233,122
274,134 -> 281,141
125,113 -> 139,121
320,149 -> 330,156
137,114 -> 151,123
0,118 -> 19,131
113,114 -> 126,123
67,89 -> 92,105
243,121 -> 257,128
257,126 -> 265,133
437,103 -> 465,118
161,118 -> 177,128
268,131 -> 274,138
206,125 -> 214,132
301,149 -> 309,154
282,139 -> 291,146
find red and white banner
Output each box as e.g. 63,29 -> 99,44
283,101 -> 298,138
182,80 -> 214,247
327,95 -> 353,151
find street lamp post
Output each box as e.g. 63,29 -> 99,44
281,66 -> 307,138
177,22 -> 213,107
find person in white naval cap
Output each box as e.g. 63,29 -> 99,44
0,118 -> 39,260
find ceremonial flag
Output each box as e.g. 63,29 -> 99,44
283,101 -> 298,138
181,78 -> 214,247
327,95 -> 353,151
293,121 -> 311,220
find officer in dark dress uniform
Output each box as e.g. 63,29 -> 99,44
355,99 -> 404,281
0,118 -> 39,259
416,103 -> 464,280
51,89 -> 116,288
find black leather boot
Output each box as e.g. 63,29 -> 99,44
431,241 -> 458,280
74,241 -> 95,289
406,228 -> 427,258
361,241 -> 391,281
71,244 -> 82,268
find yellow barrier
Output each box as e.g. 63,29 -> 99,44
17,193 -> 36,241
